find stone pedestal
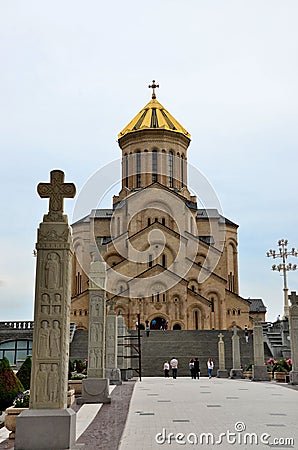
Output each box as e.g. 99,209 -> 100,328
252,365 -> 268,381
230,327 -> 243,379
78,378 -> 111,404
217,333 -> 229,378
15,409 -> 76,450
289,371 -> 298,384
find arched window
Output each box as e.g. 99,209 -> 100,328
148,218 -> 151,226
162,217 -> 165,226
162,254 -> 166,268
194,310 -> 199,330
152,150 -> 158,182
136,151 -> 141,188
169,151 -> 174,188
149,254 -> 153,268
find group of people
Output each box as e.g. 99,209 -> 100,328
163,357 -> 214,379
163,358 -> 178,379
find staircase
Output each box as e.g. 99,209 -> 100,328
69,329 -> 88,360
130,330 -> 255,377
262,320 -> 290,359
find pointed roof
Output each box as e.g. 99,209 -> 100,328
118,89 -> 190,139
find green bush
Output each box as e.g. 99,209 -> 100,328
0,357 -> 24,411
17,356 -> 32,390
74,359 -> 85,373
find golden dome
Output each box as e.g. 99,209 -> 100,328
118,97 -> 190,140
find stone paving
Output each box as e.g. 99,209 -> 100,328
119,377 -> 298,450
1,378 -> 298,449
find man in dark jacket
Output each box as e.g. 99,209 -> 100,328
193,358 -> 200,379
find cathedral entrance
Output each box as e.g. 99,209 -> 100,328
150,317 -> 164,330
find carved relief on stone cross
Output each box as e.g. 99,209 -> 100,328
36,364 -> 48,402
90,323 -> 100,343
49,320 -> 61,357
38,320 -> 50,357
48,364 -> 59,402
41,294 -> 50,314
89,348 -> 96,368
39,228 -> 68,242
53,293 -> 61,314
91,298 -> 100,316
45,252 -> 60,289
95,348 -> 102,367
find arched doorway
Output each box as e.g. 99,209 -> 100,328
150,317 -> 164,330
173,323 -> 181,330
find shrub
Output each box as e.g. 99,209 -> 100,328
74,359 -> 85,373
16,356 -> 32,390
0,357 -> 24,411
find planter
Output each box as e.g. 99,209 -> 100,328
243,371 -> 252,379
274,372 -> 288,383
67,389 -> 75,407
68,380 -> 82,396
4,407 -> 28,439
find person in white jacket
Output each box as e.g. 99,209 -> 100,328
207,358 -> 214,379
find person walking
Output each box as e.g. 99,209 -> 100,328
207,358 -> 214,379
189,358 -> 195,379
244,325 -> 249,343
193,357 -> 200,379
145,320 -> 150,337
170,357 -> 178,379
163,360 -> 170,378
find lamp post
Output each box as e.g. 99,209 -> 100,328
267,239 -> 297,318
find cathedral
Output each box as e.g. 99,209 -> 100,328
70,82 -> 266,331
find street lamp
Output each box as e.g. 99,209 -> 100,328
267,239 -> 297,318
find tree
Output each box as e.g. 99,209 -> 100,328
0,357 -> 23,411
16,356 -> 32,390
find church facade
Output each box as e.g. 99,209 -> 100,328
71,84 -> 266,331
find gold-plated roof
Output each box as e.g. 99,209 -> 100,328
118,97 -> 191,139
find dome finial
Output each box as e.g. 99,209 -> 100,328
148,79 -> 159,99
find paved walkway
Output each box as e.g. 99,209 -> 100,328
119,377 -> 298,450
1,378 -> 298,449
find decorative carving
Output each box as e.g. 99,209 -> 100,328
45,253 -> 60,289
50,320 -> 61,357
36,364 -> 48,402
48,364 -> 59,402
41,294 -> 50,314
38,320 -> 50,357
39,229 -> 69,242
37,170 -> 76,222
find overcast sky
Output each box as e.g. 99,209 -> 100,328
0,1 -> 297,323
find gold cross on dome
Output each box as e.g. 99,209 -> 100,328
37,170 -> 76,219
148,80 -> 159,99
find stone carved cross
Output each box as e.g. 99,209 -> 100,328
148,80 -> 159,99
218,333 -> 224,342
37,170 -> 76,219
289,291 -> 298,306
